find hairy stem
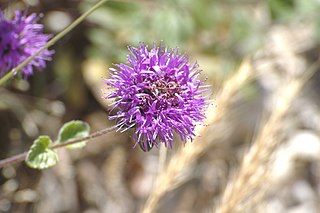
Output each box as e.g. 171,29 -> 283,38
0,125 -> 117,169
0,0 -> 109,86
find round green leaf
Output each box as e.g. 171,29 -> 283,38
57,120 -> 90,149
25,136 -> 58,169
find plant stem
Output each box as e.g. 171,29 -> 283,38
0,0 -> 109,86
0,152 -> 28,169
0,125 -> 117,169
157,144 -> 167,175
51,125 -> 117,149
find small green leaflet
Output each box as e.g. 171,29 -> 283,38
57,120 -> 90,149
25,136 -> 58,169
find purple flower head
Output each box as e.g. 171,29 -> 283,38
105,43 -> 208,151
0,10 -> 54,78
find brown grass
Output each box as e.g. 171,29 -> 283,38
215,63 -> 318,213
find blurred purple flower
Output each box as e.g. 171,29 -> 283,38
105,43 -> 208,151
0,10 -> 54,78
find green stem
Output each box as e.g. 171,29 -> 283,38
0,125 -> 117,169
0,0 -> 109,86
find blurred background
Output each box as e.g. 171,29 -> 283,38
1,0 -> 320,212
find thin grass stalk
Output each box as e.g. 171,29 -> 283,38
215,62 -> 319,213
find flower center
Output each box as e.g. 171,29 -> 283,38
150,80 -> 181,98
137,78 -> 183,114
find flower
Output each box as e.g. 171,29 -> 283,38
105,43 -> 208,151
0,10 -> 54,78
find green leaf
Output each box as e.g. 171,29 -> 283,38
25,136 -> 58,169
57,120 -> 90,149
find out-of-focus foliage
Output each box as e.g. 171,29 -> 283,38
268,0 -> 320,42
82,0 -> 265,64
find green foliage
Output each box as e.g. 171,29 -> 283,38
81,0 -> 265,77
57,120 -> 90,149
24,121 -> 90,170
25,136 -> 58,169
268,0 -> 295,21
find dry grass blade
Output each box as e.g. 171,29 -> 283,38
141,59 -> 254,213
215,63 -> 318,213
